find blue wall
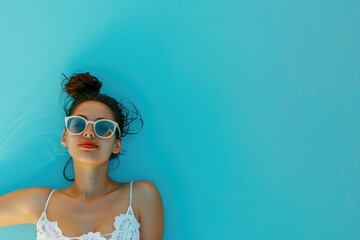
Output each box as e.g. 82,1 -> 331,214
0,1 -> 359,239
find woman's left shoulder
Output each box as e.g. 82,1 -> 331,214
132,180 -> 164,225
132,180 -> 161,196
132,180 -> 162,207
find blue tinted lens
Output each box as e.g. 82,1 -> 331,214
67,117 -> 86,134
95,120 -> 115,137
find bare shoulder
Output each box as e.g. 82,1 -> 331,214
132,180 -> 164,224
0,187 -> 53,226
24,187 -> 54,223
133,180 -> 162,204
133,180 -> 161,195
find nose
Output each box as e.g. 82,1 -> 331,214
83,123 -> 96,138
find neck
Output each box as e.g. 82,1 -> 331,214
68,159 -> 118,201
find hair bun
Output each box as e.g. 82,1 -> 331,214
64,72 -> 102,99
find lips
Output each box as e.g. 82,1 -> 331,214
78,141 -> 98,148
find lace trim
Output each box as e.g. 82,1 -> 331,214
36,206 -> 140,240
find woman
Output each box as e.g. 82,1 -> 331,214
0,72 -> 164,240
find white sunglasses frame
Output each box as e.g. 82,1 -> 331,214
64,115 -> 121,139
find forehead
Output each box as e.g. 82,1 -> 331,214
72,101 -> 114,120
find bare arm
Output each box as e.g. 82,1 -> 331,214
0,187 -> 48,227
137,180 -> 165,240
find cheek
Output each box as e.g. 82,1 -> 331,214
103,139 -> 117,155
67,137 -> 78,147
104,140 -> 116,152
66,136 -> 84,155
66,138 -> 78,155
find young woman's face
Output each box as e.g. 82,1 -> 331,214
61,100 -> 122,165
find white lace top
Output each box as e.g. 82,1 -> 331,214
36,181 -> 140,240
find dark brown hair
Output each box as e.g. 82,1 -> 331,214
60,72 -> 143,181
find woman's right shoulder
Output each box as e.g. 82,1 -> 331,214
0,187 -> 53,226
28,187 -> 54,223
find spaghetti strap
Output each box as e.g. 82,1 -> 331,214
130,181 -> 134,205
44,189 -> 56,212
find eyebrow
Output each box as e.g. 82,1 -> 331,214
76,115 -> 108,121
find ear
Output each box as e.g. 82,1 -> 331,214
61,129 -> 68,147
112,138 -> 122,154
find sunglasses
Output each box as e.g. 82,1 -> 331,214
65,116 -> 121,139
